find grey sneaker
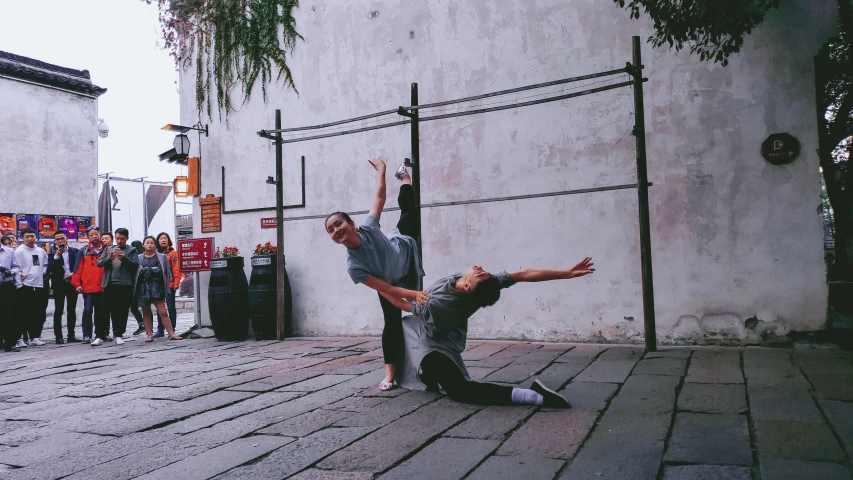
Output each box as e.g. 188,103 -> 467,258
394,162 -> 408,180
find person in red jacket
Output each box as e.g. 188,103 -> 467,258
154,232 -> 184,337
71,227 -> 107,342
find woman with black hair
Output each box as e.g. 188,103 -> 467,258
154,232 -> 183,337
324,158 -> 428,391
135,236 -> 181,342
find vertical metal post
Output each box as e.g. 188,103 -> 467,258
193,271 -> 201,329
275,109 -> 287,340
141,180 -> 149,237
410,83 -> 423,289
632,36 -> 657,352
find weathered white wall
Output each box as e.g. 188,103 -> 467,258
182,0 -> 835,344
0,78 -> 98,223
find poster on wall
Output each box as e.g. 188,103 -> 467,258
38,215 -> 57,242
17,214 -> 37,240
57,216 -> 78,240
0,213 -> 14,236
77,217 -> 95,241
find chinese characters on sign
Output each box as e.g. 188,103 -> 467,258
179,237 -> 215,272
260,217 -> 277,229
199,194 -> 222,233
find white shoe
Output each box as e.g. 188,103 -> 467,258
15,339 -> 27,348
90,338 -> 103,346
29,338 -> 45,346
115,337 -> 124,345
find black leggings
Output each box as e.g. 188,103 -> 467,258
420,351 -> 514,406
380,184 -> 419,366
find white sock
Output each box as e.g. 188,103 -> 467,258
511,388 -> 544,405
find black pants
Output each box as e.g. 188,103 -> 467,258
17,286 -> 49,339
380,184 -> 419,366
420,351 -> 513,406
130,300 -> 143,329
0,283 -> 19,350
52,282 -> 78,340
99,284 -> 132,339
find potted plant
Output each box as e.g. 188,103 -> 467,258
248,242 -> 279,339
251,242 -> 277,266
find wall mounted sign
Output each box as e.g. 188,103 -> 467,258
57,216 -> 78,240
199,194 -> 222,233
761,133 -> 800,165
179,237 -> 214,272
260,217 -> 277,229
38,215 -> 57,241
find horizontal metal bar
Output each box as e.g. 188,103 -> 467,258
278,182 -> 651,222
221,157 -> 307,215
405,67 -> 629,111
278,119 -> 411,144
261,108 -> 399,134
419,80 -> 634,123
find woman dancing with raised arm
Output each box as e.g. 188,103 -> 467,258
325,158 -> 427,391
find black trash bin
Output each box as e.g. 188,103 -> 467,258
248,254 -> 292,340
207,256 -> 249,341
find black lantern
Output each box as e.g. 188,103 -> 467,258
173,134 -> 191,157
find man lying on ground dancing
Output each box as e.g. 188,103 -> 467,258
378,257 -> 595,407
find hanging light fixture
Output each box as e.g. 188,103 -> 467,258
174,176 -> 189,197
173,134 -> 191,157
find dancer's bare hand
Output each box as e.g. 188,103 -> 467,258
569,257 -> 595,278
413,290 -> 429,306
368,158 -> 386,175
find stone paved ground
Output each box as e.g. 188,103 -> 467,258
0,338 -> 851,479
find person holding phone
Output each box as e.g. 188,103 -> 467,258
47,232 -> 80,344
13,228 -> 49,346
95,228 -> 138,346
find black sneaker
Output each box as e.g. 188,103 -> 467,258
133,327 -> 145,336
67,337 -> 82,343
4,347 -> 20,352
55,338 -> 66,345
531,380 -> 571,409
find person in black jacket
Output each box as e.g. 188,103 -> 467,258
47,232 -> 81,344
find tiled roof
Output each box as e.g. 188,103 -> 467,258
0,50 -> 107,97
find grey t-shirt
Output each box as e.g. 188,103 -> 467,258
346,215 -> 424,290
396,271 -> 515,391
110,246 -> 129,283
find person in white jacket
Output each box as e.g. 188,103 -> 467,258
0,233 -> 21,352
14,228 -> 49,346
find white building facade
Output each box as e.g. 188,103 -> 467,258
180,0 -> 835,344
0,50 -> 105,246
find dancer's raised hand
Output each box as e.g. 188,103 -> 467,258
368,158 -> 386,175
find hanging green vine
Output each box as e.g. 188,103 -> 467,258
144,0 -> 302,121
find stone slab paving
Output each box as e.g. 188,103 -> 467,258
0,338 -> 850,479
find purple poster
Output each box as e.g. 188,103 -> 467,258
17,214 -> 38,240
77,217 -> 95,242
58,216 -> 78,240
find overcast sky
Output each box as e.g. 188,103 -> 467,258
0,0 -> 184,183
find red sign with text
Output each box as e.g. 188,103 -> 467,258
178,237 -> 215,272
260,217 -> 277,229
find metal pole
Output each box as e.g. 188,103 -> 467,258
632,36 -> 657,352
275,109 -> 287,340
194,271 -> 200,329
410,83 -> 423,290
141,180 -> 148,237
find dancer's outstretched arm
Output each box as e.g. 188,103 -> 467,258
367,158 -> 387,221
510,257 -> 595,282
379,292 -> 413,313
363,275 -> 428,305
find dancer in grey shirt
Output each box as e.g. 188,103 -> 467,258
382,258 -> 595,407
